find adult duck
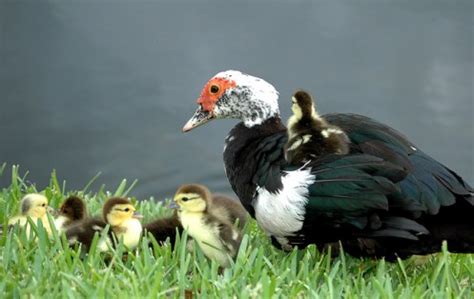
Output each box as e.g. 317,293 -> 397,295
182,70 -> 474,259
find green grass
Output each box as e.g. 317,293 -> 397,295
0,165 -> 472,298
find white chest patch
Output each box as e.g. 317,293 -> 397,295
54,215 -> 69,233
253,167 -> 315,237
115,219 -> 142,250
179,211 -> 232,267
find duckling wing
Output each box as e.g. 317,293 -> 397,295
65,218 -> 108,249
217,222 -> 242,257
211,195 -> 248,229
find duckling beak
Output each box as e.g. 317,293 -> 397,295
132,211 -> 143,219
48,207 -> 58,216
168,201 -> 179,209
182,106 -> 213,132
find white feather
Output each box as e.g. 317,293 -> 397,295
54,215 -> 69,233
321,128 -> 343,138
253,167 -> 315,237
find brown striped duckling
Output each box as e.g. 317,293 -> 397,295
174,184 -> 243,268
285,90 -> 350,165
65,197 -> 143,252
4,193 -> 54,236
54,196 -> 87,233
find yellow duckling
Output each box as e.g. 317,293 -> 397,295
65,197 -> 142,252
6,193 -> 53,236
174,184 -> 243,268
145,185 -> 247,247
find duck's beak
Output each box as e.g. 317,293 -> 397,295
132,211 -> 143,219
182,106 -> 213,132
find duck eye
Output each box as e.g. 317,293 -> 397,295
42,203 -> 46,207
181,197 -> 189,202
209,85 -> 219,94
124,208 -> 130,212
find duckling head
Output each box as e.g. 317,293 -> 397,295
21,194 -> 49,218
174,184 -> 212,213
292,90 -> 317,119
59,196 -> 86,221
103,197 -> 141,227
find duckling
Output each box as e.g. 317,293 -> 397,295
144,185 -> 247,247
54,196 -> 87,233
5,193 -> 54,236
65,197 -> 143,252
285,90 -> 350,165
174,184 -> 243,268
143,210 -> 182,246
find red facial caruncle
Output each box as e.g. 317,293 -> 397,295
197,77 -> 236,112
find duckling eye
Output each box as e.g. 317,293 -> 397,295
124,208 -> 130,212
42,203 -> 46,207
181,197 -> 189,202
209,85 -> 219,94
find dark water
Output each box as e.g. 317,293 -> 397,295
1,0 -> 473,200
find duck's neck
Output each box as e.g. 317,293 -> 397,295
242,105 -> 280,128
229,117 -> 286,146
224,86 -> 280,128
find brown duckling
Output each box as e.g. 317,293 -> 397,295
54,196 -> 87,233
174,184 -> 243,268
65,197 -> 142,252
143,210 -> 182,246
5,193 -> 54,236
285,90 -> 350,165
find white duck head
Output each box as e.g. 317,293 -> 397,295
183,70 -> 280,132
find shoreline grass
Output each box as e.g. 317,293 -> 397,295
0,166 -> 473,298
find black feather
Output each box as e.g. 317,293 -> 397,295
223,114 -> 474,258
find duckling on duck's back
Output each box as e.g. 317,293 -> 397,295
174,184 -> 242,268
285,90 -> 349,165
